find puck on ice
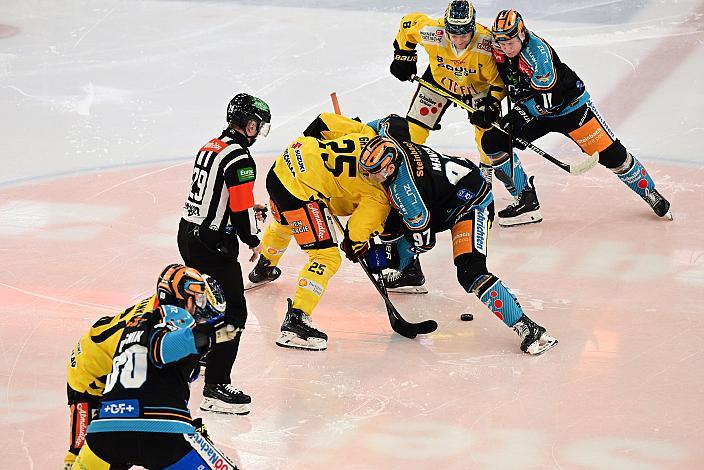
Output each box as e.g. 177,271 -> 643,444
460,313 -> 474,321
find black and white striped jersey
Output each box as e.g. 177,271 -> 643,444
181,129 -> 260,247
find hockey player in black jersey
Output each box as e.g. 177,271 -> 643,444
178,93 -> 270,414
359,117 -> 558,355
72,264 -> 239,469
475,10 -> 671,224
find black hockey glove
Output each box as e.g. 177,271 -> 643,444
364,244 -> 388,273
253,204 -> 268,223
469,96 -> 501,129
390,49 -> 417,82
340,229 -> 370,262
499,103 -> 534,136
193,317 -> 236,352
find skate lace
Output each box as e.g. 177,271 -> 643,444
222,384 -> 243,395
512,321 -> 529,339
644,188 -> 662,207
298,312 -> 325,334
301,313 -> 313,327
384,270 -> 402,283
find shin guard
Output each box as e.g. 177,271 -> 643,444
613,153 -> 655,199
491,152 -> 528,197
472,275 -> 525,327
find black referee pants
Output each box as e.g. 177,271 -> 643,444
177,219 -> 247,385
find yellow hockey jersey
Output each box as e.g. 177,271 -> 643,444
272,122 -> 389,243
67,295 -> 158,396
395,13 -> 505,99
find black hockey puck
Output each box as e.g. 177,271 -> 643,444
460,313 -> 474,321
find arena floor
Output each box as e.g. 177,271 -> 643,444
1,1 -> 703,468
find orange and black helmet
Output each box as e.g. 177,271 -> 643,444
492,9 -> 526,42
359,136 -> 400,177
156,263 -> 206,308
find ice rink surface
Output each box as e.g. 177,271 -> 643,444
1,0 -> 703,468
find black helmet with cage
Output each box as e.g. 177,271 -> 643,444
444,0 -> 476,36
156,263 -> 206,309
226,93 -> 271,139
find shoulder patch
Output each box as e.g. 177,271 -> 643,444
237,167 -> 255,183
419,26 -> 444,44
476,38 -> 493,53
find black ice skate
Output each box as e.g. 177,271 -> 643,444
643,188 -> 673,220
276,298 -> 327,351
245,255 -> 281,290
512,314 -> 558,355
200,384 -> 251,415
498,176 -> 543,227
383,257 -> 428,294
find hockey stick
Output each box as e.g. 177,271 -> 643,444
411,75 -> 599,176
326,91 -> 437,338
329,213 -> 437,339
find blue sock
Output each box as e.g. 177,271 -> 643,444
476,277 -> 524,327
492,152 -> 528,197
616,154 -> 655,199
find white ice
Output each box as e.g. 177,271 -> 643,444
1,1 -> 703,469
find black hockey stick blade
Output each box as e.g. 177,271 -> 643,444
385,303 -> 438,339
328,213 -> 437,338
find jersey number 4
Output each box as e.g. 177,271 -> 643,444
103,345 -> 148,393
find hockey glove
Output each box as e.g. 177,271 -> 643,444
364,244 -> 388,273
469,96 -> 501,129
193,317 -> 236,352
340,231 -> 370,262
499,104 -> 534,136
253,203 -> 268,223
390,49 -> 417,82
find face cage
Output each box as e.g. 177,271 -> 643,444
258,121 -> 271,138
194,292 -> 206,310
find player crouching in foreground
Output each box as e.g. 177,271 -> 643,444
71,265 -> 239,469
358,123 -> 557,355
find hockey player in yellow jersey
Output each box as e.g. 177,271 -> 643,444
65,295 -> 157,469
387,1 -> 544,287
64,264 -> 222,469
391,0 -> 505,156
246,112 -> 371,296
250,113 -> 390,351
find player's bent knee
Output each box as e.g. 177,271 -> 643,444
307,247 -> 342,277
480,128 -> 509,156
72,442 -> 111,470
597,139 -> 627,169
455,254 -> 489,293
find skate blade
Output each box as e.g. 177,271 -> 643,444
387,285 -> 428,294
276,332 -> 327,351
498,210 -> 543,227
199,398 -> 250,415
662,210 -> 674,221
244,278 -> 276,291
525,335 -> 558,356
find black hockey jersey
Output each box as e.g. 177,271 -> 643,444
87,305 -> 201,435
385,137 -> 493,252
492,32 -> 588,117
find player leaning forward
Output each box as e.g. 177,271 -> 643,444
256,115 -> 390,350
70,265 -> 238,469
359,118 -> 557,355
478,10 -> 671,220
390,0 -> 544,228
